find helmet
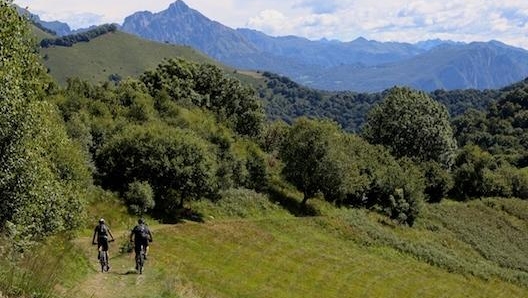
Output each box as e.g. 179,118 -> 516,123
99,218 -> 105,224
138,218 -> 144,224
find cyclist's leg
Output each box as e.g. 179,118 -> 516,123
134,242 -> 141,270
143,239 -> 149,259
103,240 -> 110,259
97,243 -> 102,259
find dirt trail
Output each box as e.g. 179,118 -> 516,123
71,224 -> 172,298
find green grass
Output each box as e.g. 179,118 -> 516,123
40,31 -> 214,86
7,193 -> 528,298
38,197 -> 527,298
66,216 -> 528,298
38,30 -> 264,88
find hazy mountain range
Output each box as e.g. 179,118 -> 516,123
33,0 -> 528,92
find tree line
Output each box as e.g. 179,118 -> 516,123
40,23 -> 117,48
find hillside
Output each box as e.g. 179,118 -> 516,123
5,3 -> 528,298
14,197 -> 528,298
39,30 -> 239,86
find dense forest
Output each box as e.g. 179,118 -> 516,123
259,72 -> 500,132
3,1 -> 528,296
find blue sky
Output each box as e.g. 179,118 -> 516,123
15,0 -> 528,49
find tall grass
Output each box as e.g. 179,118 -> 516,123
0,236 -> 90,298
192,188 -> 292,220
327,199 -> 528,287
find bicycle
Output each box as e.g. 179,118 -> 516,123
99,250 -> 110,272
94,239 -> 114,272
135,245 -> 146,274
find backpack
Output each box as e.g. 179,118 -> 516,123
136,224 -> 149,240
98,224 -> 108,238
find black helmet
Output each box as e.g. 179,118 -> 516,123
99,218 -> 105,224
138,218 -> 144,224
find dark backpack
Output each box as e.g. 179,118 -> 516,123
98,224 -> 108,238
136,224 -> 149,240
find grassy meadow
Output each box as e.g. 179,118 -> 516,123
5,194 -> 528,298
38,30 -> 263,87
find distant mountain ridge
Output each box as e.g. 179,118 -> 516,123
38,0 -> 528,92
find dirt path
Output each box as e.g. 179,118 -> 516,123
70,225 -> 171,298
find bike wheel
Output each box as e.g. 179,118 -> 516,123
135,253 -> 142,274
100,251 -> 108,272
139,251 -> 144,274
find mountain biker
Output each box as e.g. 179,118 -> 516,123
92,218 -> 115,265
130,218 -> 153,261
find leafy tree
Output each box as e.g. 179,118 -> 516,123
451,145 -> 495,199
260,120 -> 290,154
362,87 -> 457,167
141,58 -> 264,137
279,118 -> 347,205
124,181 -> 155,215
0,1 -> 91,241
96,123 -> 218,215
419,161 -> 454,203
347,141 -> 424,225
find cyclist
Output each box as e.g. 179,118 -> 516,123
130,218 -> 153,262
92,218 -> 115,266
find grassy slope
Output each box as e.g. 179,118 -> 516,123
39,30 -> 264,87
53,198 -> 528,298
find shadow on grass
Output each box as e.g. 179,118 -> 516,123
267,185 -> 318,217
152,207 -> 205,224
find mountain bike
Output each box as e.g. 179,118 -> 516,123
135,245 -> 146,274
99,250 -> 109,272
95,239 -> 114,272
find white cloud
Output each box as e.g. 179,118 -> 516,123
12,0 -> 528,49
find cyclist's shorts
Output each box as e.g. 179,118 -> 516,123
98,237 -> 109,251
134,238 -> 149,253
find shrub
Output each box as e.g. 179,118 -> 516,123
124,181 -> 155,215
419,161 -> 454,203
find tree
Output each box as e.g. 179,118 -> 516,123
451,145 -> 495,199
0,2 -> 91,242
362,87 -> 457,168
279,118 -> 347,205
141,58 -> 264,137
96,123 -> 218,215
124,181 -> 155,215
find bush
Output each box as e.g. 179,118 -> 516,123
419,161 -> 454,203
124,181 -> 155,215
512,167 -> 528,199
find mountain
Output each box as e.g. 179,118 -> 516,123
313,41 -> 528,92
120,0 -> 528,92
16,5 -> 71,36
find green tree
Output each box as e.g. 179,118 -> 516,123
0,1 -> 91,241
451,145 -> 495,199
141,58 -> 264,137
124,181 -> 155,215
362,87 -> 457,168
279,118 -> 346,205
96,123 -> 218,215
350,143 -> 424,225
